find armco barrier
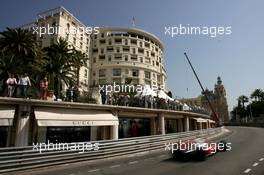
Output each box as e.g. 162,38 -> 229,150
0,127 -> 224,173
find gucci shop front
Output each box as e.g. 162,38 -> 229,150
34,107 -> 119,144
0,105 -> 16,147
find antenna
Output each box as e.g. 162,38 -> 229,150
183,52 -> 219,125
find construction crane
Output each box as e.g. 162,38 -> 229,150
183,52 -> 220,126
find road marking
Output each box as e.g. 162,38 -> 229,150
244,168 -> 251,173
253,162 -> 259,167
69,174 -> 75,175
144,158 -> 153,161
128,161 -> 138,165
88,169 -> 100,173
109,164 -> 121,168
259,158 -> 264,161
159,155 -> 166,158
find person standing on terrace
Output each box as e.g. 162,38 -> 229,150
39,77 -> 48,100
6,74 -> 17,97
18,73 -> 31,98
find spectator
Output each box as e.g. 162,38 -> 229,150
66,86 -> 74,102
6,74 -> 17,97
18,73 -> 31,98
105,93 -> 110,105
39,77 -> 48,100
73,86 -> 79,102
100,89 -> 106,104
124,94 -> 130,106
131,121 -> 138,137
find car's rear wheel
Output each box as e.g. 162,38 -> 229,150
172,150 -> 184,160
195,150 -> 207,161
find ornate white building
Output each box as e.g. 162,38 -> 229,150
90,27 -> 167,90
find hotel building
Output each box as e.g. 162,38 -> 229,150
90,27 -> 167,89
21,6 -> 91,92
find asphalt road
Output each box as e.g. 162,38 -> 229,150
18,127 -> 264,175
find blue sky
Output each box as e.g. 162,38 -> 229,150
1,0 -> 264,111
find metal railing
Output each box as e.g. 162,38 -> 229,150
0,127 -> 223,174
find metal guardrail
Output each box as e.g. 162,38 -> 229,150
0,127 -> 223,174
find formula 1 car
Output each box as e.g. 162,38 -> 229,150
171,139 -> 228,161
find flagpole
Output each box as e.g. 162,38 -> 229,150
132,17 -> 135,27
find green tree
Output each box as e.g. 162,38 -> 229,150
0,28 -> 43,96
71,48 -> 88,87
250,89 -> 263,102
238,95 -> 249,109
0,28 -> 42,71
43,38 -> 75,99
237,95 -> 249,120
260,91 -> 264,102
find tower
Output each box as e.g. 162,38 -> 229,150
214,76 -> 229,124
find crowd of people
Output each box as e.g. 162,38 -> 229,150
99,91 -> 210,115
2,74 -> 210,115
3,73 -> 79,102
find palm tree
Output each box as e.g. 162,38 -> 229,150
250,89 -> 263,101
0,53 -> 18,95
71,48 -> 88,87
0,28 -> 42,70
260,91 -> 264,102
0,53 -> 17,79
43,38 -> 75,99
0,27 -> 43,96
238,95 -> 249,109
237,95 -> 249,121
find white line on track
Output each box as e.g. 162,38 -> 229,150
88,169 -> 100,173
128,161 -> 138,165
253,162 -> 259,167
259,158 -> 264,161
109,164 -> 121,168
244,168 -> 251,173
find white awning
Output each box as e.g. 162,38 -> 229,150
192,118 -> 208,123
34,107 -> 119,127
183,103 -> 191,111
157,90 -> 174,101
208,119 -> 216,123
0,106 -> 15,126
135,85 -> 157,97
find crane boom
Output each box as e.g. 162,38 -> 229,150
183,52 -> 219,125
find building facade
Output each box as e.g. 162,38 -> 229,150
21,6 -> 92,92
90,27 -> 167,90
21,7 -> 168,94
180,77 -> 229,125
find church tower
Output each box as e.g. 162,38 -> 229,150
214,76 -> 229,124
